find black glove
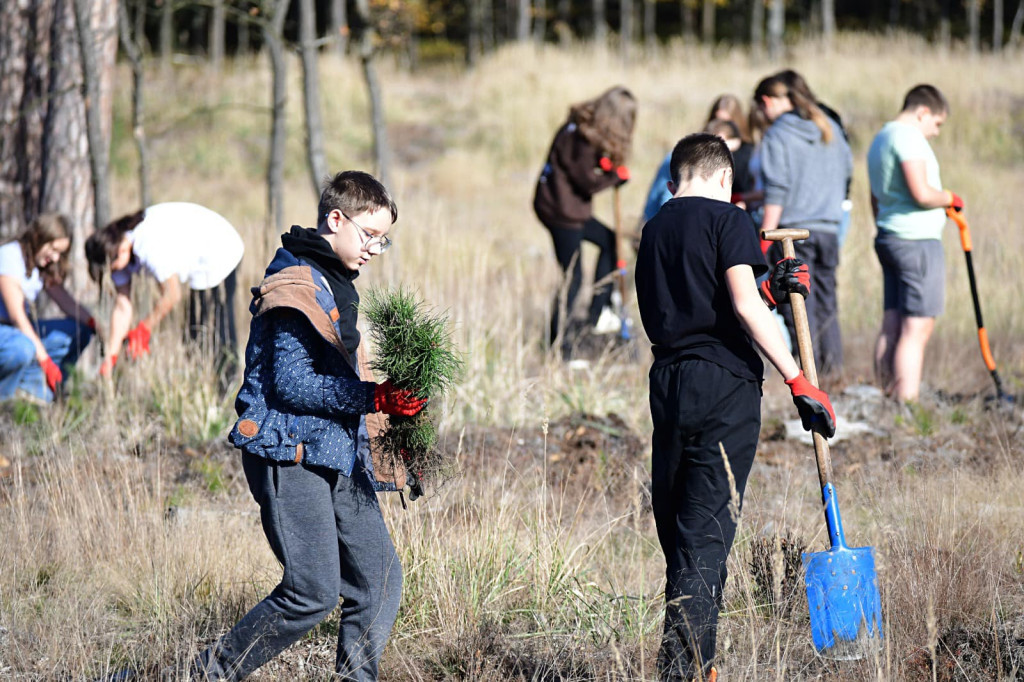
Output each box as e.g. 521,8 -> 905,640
760,257 -> 810,310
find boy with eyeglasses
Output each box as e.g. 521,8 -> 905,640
192,170 -> 424,680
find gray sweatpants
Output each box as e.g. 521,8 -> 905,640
193,452 -> 402,681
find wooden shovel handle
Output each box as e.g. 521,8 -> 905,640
613,186 -> 628,302
761,228 -> 833,490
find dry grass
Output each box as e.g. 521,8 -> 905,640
1,32 -> 1023,680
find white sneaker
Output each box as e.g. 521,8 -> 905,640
593,306 -> 622,335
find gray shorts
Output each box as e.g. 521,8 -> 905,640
874,234 -> 945,317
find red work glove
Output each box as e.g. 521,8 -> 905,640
40,356 -> 62,393
373,380 -> 427,417
124,322 -> 151,359
99,354 -> 118,378
86,317 -> 96,330
946,190 -> 964,213
785,371 -> 836,438
615,165 -> 630,182
759,257 -> 810,309
598,156 -> 613,172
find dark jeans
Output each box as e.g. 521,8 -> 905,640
194,452 -> 402,681
649,359 -> 761,680
187,269 -> 239,384
546,218 -> 616,347
768,231 -> 843,377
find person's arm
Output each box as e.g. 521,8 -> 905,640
760,203 -> 784,234
0,275 -> 48,363
900,159 -> 956,209
725,264 -> 799,380
105,282 -> 134,360
560,132 -> 626,197
141,274 -> 181,330
45,284 -> 93,325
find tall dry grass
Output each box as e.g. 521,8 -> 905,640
1,32 -> 1023,680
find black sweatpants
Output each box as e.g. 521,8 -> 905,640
546,218 -> 616,347
650,358 -> 761,680
187,268 -> 239,384
768,231 -> 843,377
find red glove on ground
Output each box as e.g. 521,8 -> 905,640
125,322 -> 151,359
374,380 -> 427,416
40,356 -> 62,393
99,354 -> 119,378
759,257 -> 810,309
598,157 -> 613,172
785,372 -> 836,438
947,190 -> 964,213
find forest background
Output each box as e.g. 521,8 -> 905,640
2,0 -> 1024,680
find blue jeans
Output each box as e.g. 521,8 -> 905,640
0,318 -> 94,402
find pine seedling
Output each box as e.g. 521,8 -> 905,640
362,287 -> 464,496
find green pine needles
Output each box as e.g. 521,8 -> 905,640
361,287 -> 464,497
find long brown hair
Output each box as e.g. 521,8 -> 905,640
706,94 -> 751,143
569,86 -> 637,166
12,213 -> 73,287
85,210 -> 145,283
754,74 -> 833,144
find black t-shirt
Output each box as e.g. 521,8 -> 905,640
635,196 -> 769,382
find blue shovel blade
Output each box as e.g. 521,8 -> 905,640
803,544 -> 884,658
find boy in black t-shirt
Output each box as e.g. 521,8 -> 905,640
635,133 -> 837,682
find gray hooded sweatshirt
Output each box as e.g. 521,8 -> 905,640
760,112 -> 853,234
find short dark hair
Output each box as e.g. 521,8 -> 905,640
703,118 -> 740,140
901,84 -> 949,116
317,171 -> 397,228
669,133 -> 734,187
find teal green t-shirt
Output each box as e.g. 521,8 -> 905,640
867,121 -> 946,240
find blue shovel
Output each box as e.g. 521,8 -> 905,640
763,229 -> 884,659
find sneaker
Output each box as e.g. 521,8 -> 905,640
593,306 -> 621,335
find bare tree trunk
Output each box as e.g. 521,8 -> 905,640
768,0 -> 784,61
968,0 -> 980,53
621,0 -> 633,61
993,0 -> 1004,51
355,0 -> 390,187
159,0 -> 173,68
210,0 -> 225,70
118,0 -> 150,208
822,0 -> 834,49
516,0 -> 530,41
331,0 -> 348,55
298,0 -> 328,197
593,0 -> 606,44
751,0 -> 765,57
1010,0 -> 1024,47
680,0 -> 695,41
701,0 -> 714,44
938,0 -> 952,50
72,0 -> 111,234
482,0 -> 494,52
643,0 -> 655,51
264,0 -> 291,232
534,0 -> 547,41
467,0 -> 481,65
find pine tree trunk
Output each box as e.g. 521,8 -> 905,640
968,0 -> 980,53
751,0 -> 765,56
331,0 -> 348,55
118,0 -> 150,208
533,0 -> 546,41
993,0 -> 1004,50
210,0 -> 225,70
1010,0 -> 1024,47
593,0 -> 606,44
681,0 -> 695,41
516,0 -> 530,41
768,0 -> 784,60
621,0 -> 633,61
298,0 -> 328,198
822,0 -> 834,49
355,0 -> 390,187
701,0 -> 715,44
467,0 -> 481,65
264,0 -> 291,232
160,0 -> 173,68
643,0 -> 655,51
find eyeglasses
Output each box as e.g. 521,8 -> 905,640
338,211 -> 392,255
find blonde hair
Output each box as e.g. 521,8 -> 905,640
569,86 -> 637,166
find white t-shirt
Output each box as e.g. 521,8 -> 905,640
111,202 -> 244,290
0,241 -> 43,322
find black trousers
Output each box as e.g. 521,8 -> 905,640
546,218 -> 616,347
650,358 -> 761,680
768,231 -> 843,377
187,268 -> 239,384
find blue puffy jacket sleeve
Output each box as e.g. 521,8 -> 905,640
268,310 -> 376,417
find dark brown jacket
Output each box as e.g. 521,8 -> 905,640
533,122 -> 621,229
